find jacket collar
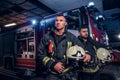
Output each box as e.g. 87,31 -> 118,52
78,36 -> 92,43
49,29 -> 67,40
78,36 -> 85,42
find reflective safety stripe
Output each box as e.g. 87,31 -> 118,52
66,41 -> 72,64
51,51 -> 54,56
64,55 -> 66,59
50,57 -> 55,62
93,46 -> 97,52
93,46 -> 100,64
67,42 -> 72,50
82,45 -> 100,73
82,65 -> 99,73
43,57 -> 51,66
43,57 -> 55,66
63,67 -> 72,73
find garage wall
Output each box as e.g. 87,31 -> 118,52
0,31 -> 15,66
0,35 -> 3,66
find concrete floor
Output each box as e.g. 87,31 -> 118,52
0,63 -> 120,80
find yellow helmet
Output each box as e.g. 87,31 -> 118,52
66,45 -> 85,60
96,48 -> 112,62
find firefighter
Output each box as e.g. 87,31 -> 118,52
38,15 -> 90,80
78,25 -> 107,80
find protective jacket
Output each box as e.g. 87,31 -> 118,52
78,36 -> 107,73
38,30 -> 84,73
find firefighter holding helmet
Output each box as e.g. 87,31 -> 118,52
77,25 -> 112,80
38,15 -> 91,80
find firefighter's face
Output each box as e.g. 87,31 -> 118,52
55,16 -> 67,30
79,28 -> 88,39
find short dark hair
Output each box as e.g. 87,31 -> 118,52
57,14 -> 64,17
78,24 -> 88,31
56,14 -> 68,22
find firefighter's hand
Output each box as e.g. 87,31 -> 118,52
54,62 -> 65,73
83,54 -> 91,62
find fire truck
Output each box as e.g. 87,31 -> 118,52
36,4 -> 120,79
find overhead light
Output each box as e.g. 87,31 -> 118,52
32,20 -> 37,25
88,2 -> 94,7
4,23 -> 17,27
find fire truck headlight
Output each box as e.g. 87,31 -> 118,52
96,15 -> 104,21
98,15 -> 103,18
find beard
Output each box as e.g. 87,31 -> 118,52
81,35 -> 88,39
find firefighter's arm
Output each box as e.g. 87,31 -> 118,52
71,36 -> 91,62
83,48 -> 92,62
76,39 -> 91,62
53,62 -> 65,73
38,37 -> 65,73
38,37 -> 55,69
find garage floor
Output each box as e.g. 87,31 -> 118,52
101,63 -> 120,80
0,63 -> 120,80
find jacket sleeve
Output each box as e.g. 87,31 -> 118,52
77,39 -> 89,53
96,41 -> 107,49
38,36 -> 55,70
90,38 -> 108,49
